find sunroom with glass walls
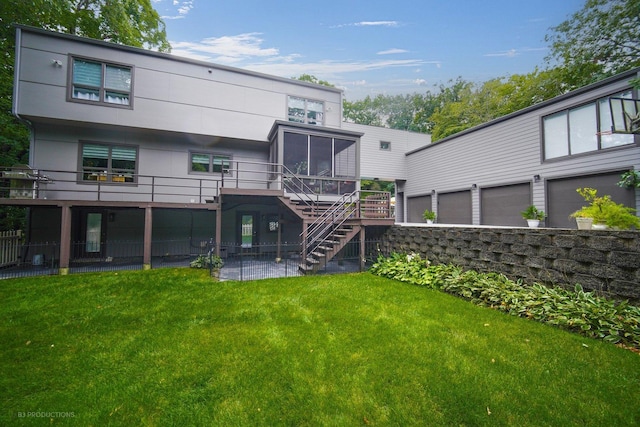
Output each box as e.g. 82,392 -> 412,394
281,131 -> 358,195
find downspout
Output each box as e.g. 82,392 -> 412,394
12,26 -> 35,165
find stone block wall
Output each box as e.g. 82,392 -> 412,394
380,226 -> 640,301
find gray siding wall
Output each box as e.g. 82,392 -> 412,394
15,28 -> 343,143
405,73 -> 640,225
342,122 -> 430,181
32,123 -> 270,203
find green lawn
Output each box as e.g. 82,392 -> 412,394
1,269 -> 639,426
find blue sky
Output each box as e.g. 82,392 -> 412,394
152,0 -> 585,100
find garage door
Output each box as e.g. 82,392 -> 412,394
547,171 -> 635,228
438,190 -> 472,224
407,195 -> 432,223
481,183 -> 531,226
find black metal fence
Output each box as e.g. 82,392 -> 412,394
0,238 -> 383,280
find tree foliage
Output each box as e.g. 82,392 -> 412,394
294,74 -> 335,87
545,0 -> 640,89
0,0 -> 170,167
430,68 -> 567,141
343,84 -> 469,134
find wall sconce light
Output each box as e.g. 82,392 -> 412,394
471,184 -> 477,189
52,59 -> 63,67
533,174 -> 541,182
431,189 -> 436,195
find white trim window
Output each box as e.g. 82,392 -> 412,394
71,57 -> 132,107
288,96 -> 324,125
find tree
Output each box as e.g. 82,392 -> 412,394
430,69 -> 567,141
0,0 -> 169,229
545,0 -> 640,89
294,74 -> 335,87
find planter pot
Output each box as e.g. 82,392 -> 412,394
426,220 -> 434,225
526,219 -> 540,228
575,217 -> 593,230
592,223 -> 608,230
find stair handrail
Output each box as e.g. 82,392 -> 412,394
280,164 -> 319,213
303,190 -> 359,257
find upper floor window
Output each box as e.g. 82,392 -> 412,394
543,90 -> 635,160
71,58 -> 132,107
81,143 -> 137,183
288,96 -> 324,125
190,152 -> 231,175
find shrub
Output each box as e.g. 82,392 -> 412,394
370,253 -> 640,350
570,187 -> 640,229
190,254 -> 223,269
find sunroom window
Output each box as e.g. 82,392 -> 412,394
283,132 -> 356,179
71,58 -> 132,107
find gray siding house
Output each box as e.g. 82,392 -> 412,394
6,25 -> 638,275
8,25 -> 430,273
402,69 -> 640,227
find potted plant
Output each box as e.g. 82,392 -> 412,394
570,187 -> 640,230
617,169 -> 640,189
521,205 -> 545,228
422,209 -> 436,224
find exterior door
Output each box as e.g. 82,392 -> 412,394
75,209 -> 106,258
238,212 -> 259,251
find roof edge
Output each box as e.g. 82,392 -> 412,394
406,67 -> 640,156
15,24 -> 344,95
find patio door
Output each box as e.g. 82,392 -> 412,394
238,212 -> 259,252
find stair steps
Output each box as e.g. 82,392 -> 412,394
298,225 -> 361,274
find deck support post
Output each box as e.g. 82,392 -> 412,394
215,203 -> 222,257
59,204 -> 71,275
143,206 -> 152,270
359,226 -> 366,272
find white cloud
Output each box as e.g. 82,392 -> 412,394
161,0 -> 193,20
355,21 -> 399,27
484,47 -> 547,58
377,48 -> 408,55
246,58 -> 428,80
332,20 -> 401,29
170,33 -> 281,63
485,49 -> 519,58
414,78 -> 427,86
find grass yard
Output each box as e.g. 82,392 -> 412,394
1,269 -> 639,426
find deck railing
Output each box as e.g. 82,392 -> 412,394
0,161 -> 359,204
